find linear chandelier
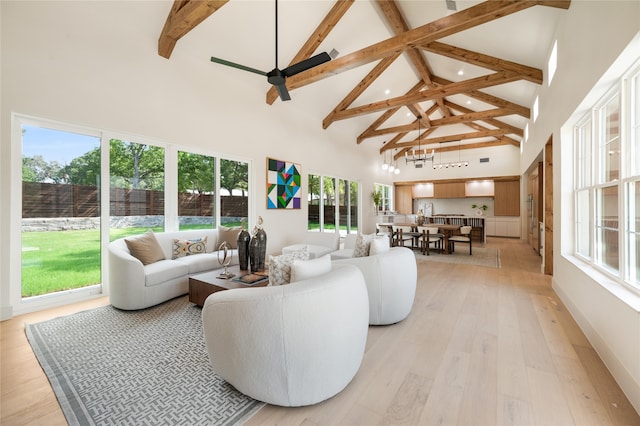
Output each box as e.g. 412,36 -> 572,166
433,141 -> 469,169
405,115 -> 434,168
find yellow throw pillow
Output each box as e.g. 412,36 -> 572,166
125,230 -> 166,265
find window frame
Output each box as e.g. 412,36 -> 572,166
573,60 -> 640,291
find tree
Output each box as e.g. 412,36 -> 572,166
22,155 -> 64,183
219,159 -> 248,196
109,139 -> 164,190
62,147 -> 101,186
177,152 -> 215,193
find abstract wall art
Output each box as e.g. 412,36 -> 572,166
266,157 -> 301,209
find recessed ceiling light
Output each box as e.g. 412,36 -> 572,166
466,100 -> 472,105
458,70 -> 464,76
385,89 -> 390,95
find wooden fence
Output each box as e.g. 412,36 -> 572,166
308,205 -> 358,226
22,182 -> 247,218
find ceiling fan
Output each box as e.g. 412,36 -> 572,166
210,0 -> 335,101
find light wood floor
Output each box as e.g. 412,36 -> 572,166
2,238 -> 638,425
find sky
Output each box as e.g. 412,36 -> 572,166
22,125 -> 100,165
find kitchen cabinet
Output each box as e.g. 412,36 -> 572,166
494,180 -> 520,216
433,182 -> 465,198
394,185 -> 413,214
485,216 -> 520,238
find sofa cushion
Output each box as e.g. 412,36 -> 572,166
353,234 -> 375,258
125,230 -> 166,265
369,237 -> 390,256
172,237 -> 208,259
177,251 -> 239,274
144,260 -> 189,287
218,226 -> 242,249
269,248 -> 309,286
283,243 -> 334,260
290,254 -> 331,283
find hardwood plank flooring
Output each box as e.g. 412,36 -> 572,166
1,238 -> 638,425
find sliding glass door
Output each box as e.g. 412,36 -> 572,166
21,124 -> 101,297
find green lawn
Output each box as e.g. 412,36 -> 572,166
21,222 -> 241,298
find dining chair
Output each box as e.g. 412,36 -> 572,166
376,224 -> 393,247
449,225 -> 472,255
417,225 -> 443,255
393,225 -> 415,248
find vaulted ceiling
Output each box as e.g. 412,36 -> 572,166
157,0 -> 570,163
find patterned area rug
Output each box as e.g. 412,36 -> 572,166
414,246 -> 501,268
25,296 -> 264,426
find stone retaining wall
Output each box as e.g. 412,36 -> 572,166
21,216 -> 243,232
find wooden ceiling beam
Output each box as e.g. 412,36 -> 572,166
323,52 -> 401,129
332,71 -> 522,122
266,0 -> 355,105
283,0 -> 543,91
363,107 -> 517,142
357,82 -> 425,144
376,0 -> 451,118
421,41 -> 543,84
444,100 -> 524,137
433,75 -> 530,118
158,0 -> 229,59
392,128 -> 512,149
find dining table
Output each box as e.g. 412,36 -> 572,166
379,222 -> 460,254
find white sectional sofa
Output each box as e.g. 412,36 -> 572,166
282,231 -> 340,259
334,246 -> 417,325
108,229 -> 238,310
202,264 -> 369,406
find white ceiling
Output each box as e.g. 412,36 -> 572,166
159,0 -> 565,156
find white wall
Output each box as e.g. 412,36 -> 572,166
0,0 -> 397,317
0,0 -> 522,319
522,0 -> 640,412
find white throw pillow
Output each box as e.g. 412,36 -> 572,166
268,248 -> 309,286
369,237 -> 390,256
353,233 -> 375,257
172,237 -> 208,259
290,254 -> 332,283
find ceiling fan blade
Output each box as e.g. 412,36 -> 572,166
274,83 -> 291,101
282,52 -> 332,77
210,57 -> 267,76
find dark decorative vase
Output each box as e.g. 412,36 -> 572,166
237,226 -> 250,271
249,228 -> 267,272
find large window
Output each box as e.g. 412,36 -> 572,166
308,174 -> 359,234
14,115 -> 252,312
374,183 -> 392,212
574,60 -> 640,290
109,139 -> 165,239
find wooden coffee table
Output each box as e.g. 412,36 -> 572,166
188,265 -> 269,307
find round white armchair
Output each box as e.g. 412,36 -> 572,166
201,264 -> 369,407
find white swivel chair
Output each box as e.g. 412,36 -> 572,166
449,225 -> 472,255
202,265 -> 369,406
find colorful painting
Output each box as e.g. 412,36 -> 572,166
267,158 -> 301,209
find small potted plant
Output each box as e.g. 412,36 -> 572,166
371,190 -> 382,214
472,204 -> 488,216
